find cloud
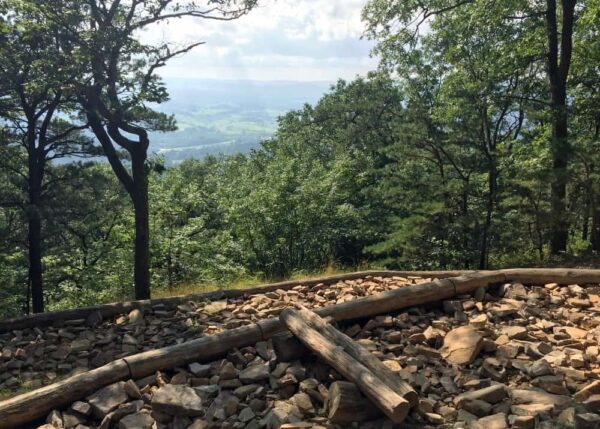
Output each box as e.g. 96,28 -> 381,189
141,0 -> 378,82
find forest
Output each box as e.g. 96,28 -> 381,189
1,0 -> 599,318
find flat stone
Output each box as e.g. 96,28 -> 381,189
576,413 -> 600,429
510,388 -> 571,408
500,326 -> 527,340
151,384 -> 203,416
470,412 -> 507,429
71,401 -> 92,416
188,362 -> 211,377
204,301 -> 227,315
440,325 -> 483,365
239,364 -> 270,384
118,412 -> 154,429
87,382 -> 128,419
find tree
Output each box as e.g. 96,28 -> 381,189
45,0 -> 258,300
0,2 -> 92,312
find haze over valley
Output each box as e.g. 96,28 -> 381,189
151,78 -> 331,163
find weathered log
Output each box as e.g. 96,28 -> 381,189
0,270 -> 464,333
6,268 -> 600,333
0,359 -> 130,429
5,269 -> 585,428
0,271 -> 506,428
327,381 -> 382,423
280,307 -> 410,423
290,306 -> 418,406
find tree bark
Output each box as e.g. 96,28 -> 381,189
27,132 -> 44,314
547,0 -> 577,254
132,152 -> 151,300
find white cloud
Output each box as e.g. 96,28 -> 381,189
141,0 -> 378,82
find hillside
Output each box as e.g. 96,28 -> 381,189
150,79 -> 331,163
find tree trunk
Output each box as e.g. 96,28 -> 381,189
592,206 -> 600,252
479,164 -> 497,269
547,0 -> 576,254
28,206 -> 43,314
131,152 -> 151,300
27,136 -> 44,314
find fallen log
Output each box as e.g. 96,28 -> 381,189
289,306 -> 418,406
6,268 -> 600,333
280,308 -> 410,423
0,270 -> 464,333
5,268 -> 600,428
0,271 -> 508,428
327,381 -> 382,423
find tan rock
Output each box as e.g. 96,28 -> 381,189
440,325 -> 484,365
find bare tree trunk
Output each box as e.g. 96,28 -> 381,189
132,152 -> 151,300
547,0 -> 576,254
27,148 -> 44,313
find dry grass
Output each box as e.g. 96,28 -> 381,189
152,265 -> 365,299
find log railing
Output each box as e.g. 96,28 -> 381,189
2,268 -> 600,427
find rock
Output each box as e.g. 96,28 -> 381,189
239,364 -> 270,384
128,309 -> 144,325
510,388 -> 571,408
238,407 -> 256,423
459,398 -> 492,417
204,301 -> 227,315
500,326 -> 527,340
583,394 -> 600,413
219,361 -> 237,380
508,415 -> 535,429
70,339 -> 91,352
87,382 -> 129,419
118,412 -> 154,429
71,401 -> 92,416
454,384 -> 507,406
575,380 -> 600,402
440,325 -> 484,365
576,413 -> 600,429
124,379 -> 142,399
562,326 -> 588,339
188,362 -> 211,378
470,412 -> 507,429
151,384 -> 203,416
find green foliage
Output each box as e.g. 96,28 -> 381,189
0,0 -> 600,317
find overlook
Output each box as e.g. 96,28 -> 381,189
1,0 -> 599,428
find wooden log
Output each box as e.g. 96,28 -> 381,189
280,308 -> 410,423
0,271 -> 523,428
327,381 -> 382,423
0,270 -> 464,333
291,306 -> 418,406
0,359 -> 130,429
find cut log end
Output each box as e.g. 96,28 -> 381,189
328,381 -> 382,423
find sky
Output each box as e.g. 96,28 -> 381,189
144,0 -> 379,82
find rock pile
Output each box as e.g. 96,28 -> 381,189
0,277 -> 423,393
7,277 -> 600,428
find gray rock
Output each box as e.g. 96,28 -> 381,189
118,412 -> 154,429
87,382 -> 128,419
151,384 -> 203,416
239,364 -> 270,384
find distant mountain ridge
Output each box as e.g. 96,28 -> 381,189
150,78 -> 331,163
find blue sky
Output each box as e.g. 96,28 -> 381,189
144,0 -> 378,82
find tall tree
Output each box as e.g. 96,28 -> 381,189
0,2 -> 91,312
46,0 -> 258,300
363,0 -> 584,254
